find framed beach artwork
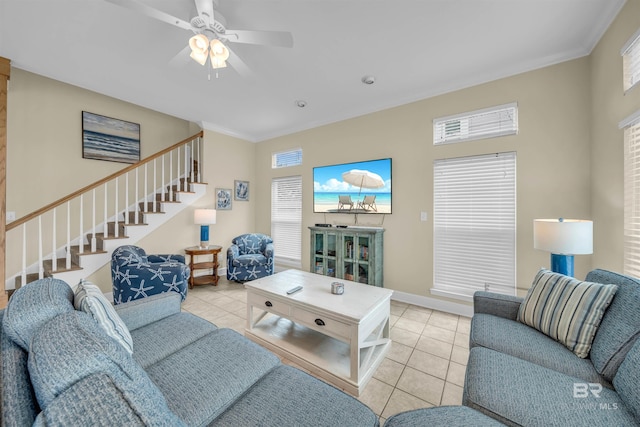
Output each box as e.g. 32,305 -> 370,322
82,111 -> 140,164
234,180 -> 249,201
216,188 -> 232,210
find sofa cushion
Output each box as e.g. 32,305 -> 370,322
74,280 -> 133,354
33,373 -> 186,427
585,268 -> 640,381
212,365 -> 378,427
470,313 -> 608,386
613,337 -> 640,422
3,277 -> 74,350
464,347 -> 637,426
28,311 -> 172,419
517,269 -> 617,358
384,406 -> 505,427
145,328 -> 280,426
131,312 -> 218,369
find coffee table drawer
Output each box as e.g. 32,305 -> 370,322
291,307 -> 351,340
248,292 -> 291,317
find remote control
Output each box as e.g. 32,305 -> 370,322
286,285 -> 303,295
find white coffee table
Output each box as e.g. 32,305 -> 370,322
244,269 -> 393,396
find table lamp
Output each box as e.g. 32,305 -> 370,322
533,218 -> 593,277
194,208 -> 217,248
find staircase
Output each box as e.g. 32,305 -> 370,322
5,132 -> 206,293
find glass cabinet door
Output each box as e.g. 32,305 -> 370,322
327,233 -> 337,257
314,232 -> 324,256
357,235 -> 370,261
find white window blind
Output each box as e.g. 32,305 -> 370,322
433,152 -> 516,300
622,28 -> 640,93
272,148 -> 302,168
434,102 -> 518,145
271,176 -> 302,267
622,110 -> 640,277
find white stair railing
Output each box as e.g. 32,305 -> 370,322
5,133 -> 203,289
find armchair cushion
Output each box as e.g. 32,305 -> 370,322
517,269 -> 618,358
111,245 -> 190,304
232,254 -> 268,267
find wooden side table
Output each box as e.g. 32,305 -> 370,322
185,245 -> 222,288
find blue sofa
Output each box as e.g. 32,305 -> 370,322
464,268 -> 640,426
111,245 -> 190,304
226,233 -> 274,282
386,269 -> 640,427
0,278 -> 379,426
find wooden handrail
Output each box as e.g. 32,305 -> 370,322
6,131 -> 203,231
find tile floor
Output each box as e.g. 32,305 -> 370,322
181,278 -> 471,424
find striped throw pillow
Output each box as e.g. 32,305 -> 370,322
517,269 -> 618,358
74,280 -> 133,354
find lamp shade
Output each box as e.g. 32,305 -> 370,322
194,209 -> 217,225
533,219 -> 593,255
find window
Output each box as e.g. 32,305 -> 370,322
272,148 -> 302,168
271,176 -> 302,268
622,28 -> 640,92
433,102 -> 518,145
433,152 -> 516,300
622,110 -> 640,277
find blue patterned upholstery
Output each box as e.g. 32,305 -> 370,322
226,233 -> 274,282
464,347 -> 638,426
111,245 -> 190,304
584,269 -> 640,381
385,406 -> 505,426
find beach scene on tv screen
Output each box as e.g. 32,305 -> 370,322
313,158 -> 391,214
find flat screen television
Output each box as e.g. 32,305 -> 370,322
313,158 -> 392,214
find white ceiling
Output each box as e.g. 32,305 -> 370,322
0,0 -> 626,142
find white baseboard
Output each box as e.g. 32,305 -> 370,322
391,290 -> 474,318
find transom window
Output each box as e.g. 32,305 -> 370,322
622,28 -> 640,93
433,102 -> 518,145
272,148 -> 302,168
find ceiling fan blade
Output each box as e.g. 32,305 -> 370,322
224,29 -> 293,48
226,46 -> 252,78
104,0 -> 192,31
194,0 -> 215,22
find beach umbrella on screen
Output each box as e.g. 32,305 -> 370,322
341,169 -> 384,197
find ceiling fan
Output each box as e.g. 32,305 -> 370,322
105,0 -> 293,75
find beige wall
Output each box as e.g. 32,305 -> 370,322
255,57 -> 593,306
6,69 -> 194,216
590,0 -> 640,272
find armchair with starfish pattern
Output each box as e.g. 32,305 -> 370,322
111,245 -> 190,305
226,233 -> 274,282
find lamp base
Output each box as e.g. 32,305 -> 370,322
199,225 -> 210,249
551,254 -> 574,277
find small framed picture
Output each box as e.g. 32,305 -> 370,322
234,180 -> 249,201
216,188 -> 232,210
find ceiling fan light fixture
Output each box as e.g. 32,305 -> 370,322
189,34 -> 209,54
190,49 -> 208,66
210,57 -> 228,69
